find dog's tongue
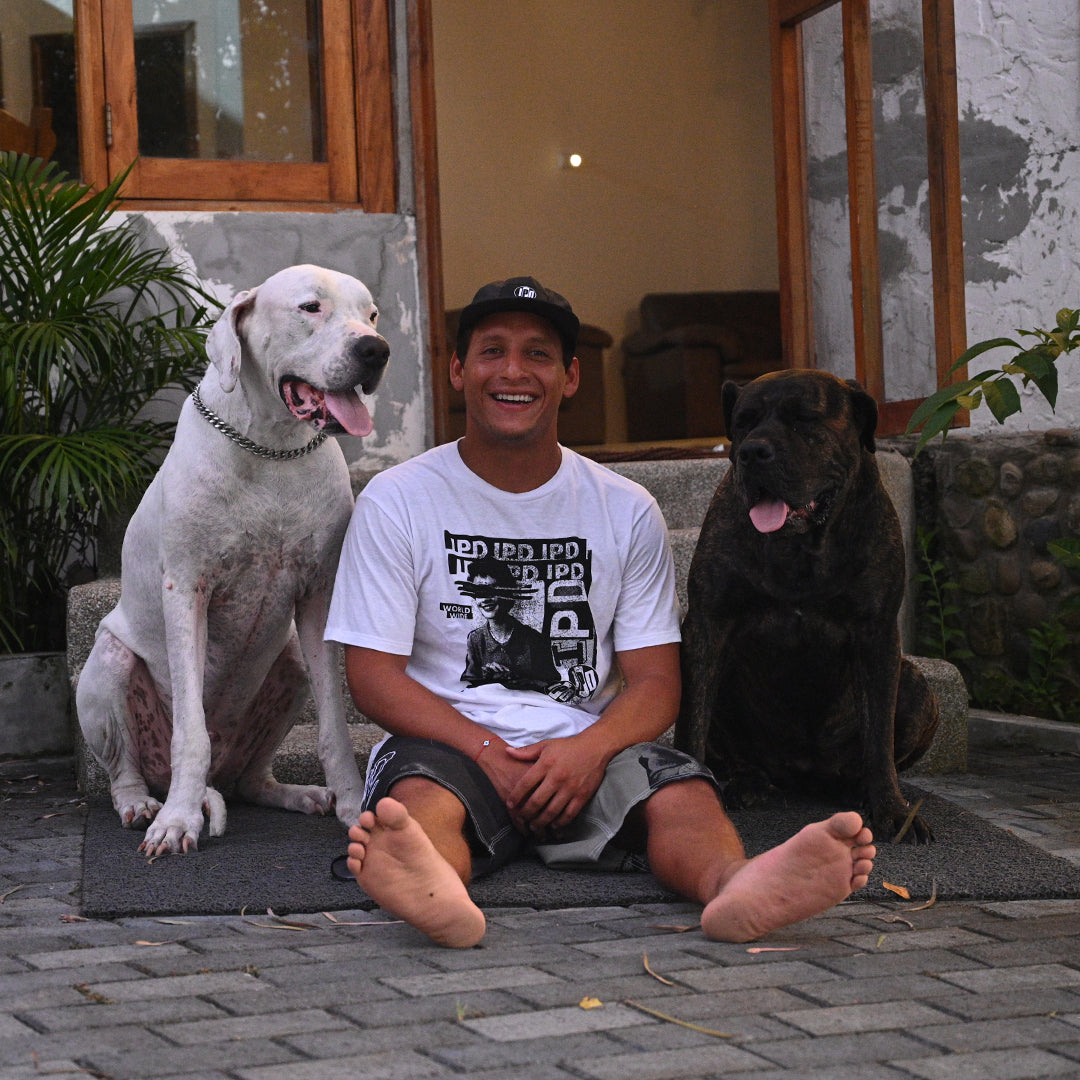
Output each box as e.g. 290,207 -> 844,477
324,389 -> 373,437
749,497 -> 790,533
284,381 -> 373,437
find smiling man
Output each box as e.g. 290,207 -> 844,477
325,276 -> 876,948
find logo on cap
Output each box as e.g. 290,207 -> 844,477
514,286 -> 537,299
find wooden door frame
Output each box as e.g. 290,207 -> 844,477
769,0 -> 967,434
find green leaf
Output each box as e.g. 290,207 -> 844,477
982,377 -> 1022,424
913,400 -> 960,454
0,151 -> 220,651
945,336 -> 1022,378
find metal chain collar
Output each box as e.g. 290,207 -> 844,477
191,386 -> 328,461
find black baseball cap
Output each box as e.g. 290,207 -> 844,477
455,276 -> 580,364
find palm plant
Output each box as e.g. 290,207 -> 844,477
0,152 -> 219,652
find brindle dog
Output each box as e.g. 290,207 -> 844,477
676,369 -> 939,843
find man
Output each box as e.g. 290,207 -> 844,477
325,276 -> 875,948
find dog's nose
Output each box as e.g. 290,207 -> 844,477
350,335 -> 390,372
737,439 -> 775,467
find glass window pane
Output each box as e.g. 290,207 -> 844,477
803,3 -> 857,380
131,0 -> 324,163
871,0 -> 937,402
0,4 -> 79,179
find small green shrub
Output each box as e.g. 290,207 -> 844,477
0,152 -> 219,652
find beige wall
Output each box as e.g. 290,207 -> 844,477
431,0 -> 778,442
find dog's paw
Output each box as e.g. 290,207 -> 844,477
877,805 -> 935,845
139,804 -> 209,856
332,789 -> 365,828
722,771 -> 780,810
115,794 -> 162,830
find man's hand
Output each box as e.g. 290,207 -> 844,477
502,731 -> 611,835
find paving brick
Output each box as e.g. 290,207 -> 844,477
149,1006 -> 354,1045
917,1015 -> 1080,1052
0,1013 -> 36,1038
934,988 -> 1080,1021
85,1038 -> 304,1080
19,995 -> 228,1033
334,989 -> 528,1029
773,1000 -> 952,1036
234,1049 -> 449,1079
282,1018 -> 477,1057
21,941 -> 193,970
0,1022 -> 174,1069
571,1042 -> 771,1078
890,1046 -> 1080,1078
382,964 -> 562,996
937,963 -> 1080,993
428,1030 -> 663,1073
462,1002 -> 654,1041
742,1030 -> 934,1070
676,959 -> 840,992
790,972 -> 963,1005
836,927 -> 998,952
816,947 -> 989,979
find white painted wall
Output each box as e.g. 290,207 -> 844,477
956,0 -> 1080,435
431,0 -> 778,442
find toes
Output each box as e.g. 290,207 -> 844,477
374,796 -> 411,830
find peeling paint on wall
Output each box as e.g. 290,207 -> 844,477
956,0 -> 1080,435
802,0 -> 1080,425
120,209 -> 427,470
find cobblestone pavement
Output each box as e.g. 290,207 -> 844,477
3,748 -> 1080,1080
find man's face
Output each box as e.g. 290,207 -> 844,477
470,575 -> 509,619
450,311 -> 579,448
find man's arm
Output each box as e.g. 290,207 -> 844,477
344,645 -> 533,809
504,641 -> 681,833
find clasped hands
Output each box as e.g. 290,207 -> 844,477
477,731 -> 609,837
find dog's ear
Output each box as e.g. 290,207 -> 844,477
722,380 -> 742,439
844,379 -> 878,452
205,288 -> 257,393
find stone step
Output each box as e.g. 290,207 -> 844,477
69,450 -> 968,796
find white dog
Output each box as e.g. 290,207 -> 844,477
76,265 -> 388,856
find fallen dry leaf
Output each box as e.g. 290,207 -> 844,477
643,952 -> 675,985
154,918 -> 195,925
134,940 -> 172,947
882,881 -> 911,900
904,880 -> 939,911
579,997 -> 604,1009
60,914 -> 90,923
239,906 -> 310,931
746,946 -> 800,954
0,885 -> 26,903
623,1000 -> 733,1038
891,798 -> 924,844
875,915 -> 915,930
649,923 -> 696,933
322,911 -> 403,927
266,909 -> 321,929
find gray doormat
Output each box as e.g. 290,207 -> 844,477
80,784 -> 1080,919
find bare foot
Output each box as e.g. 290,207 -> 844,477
346,797 -> 486,948
701,811 -> 875,943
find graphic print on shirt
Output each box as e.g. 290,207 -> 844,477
442,531 -> 599,704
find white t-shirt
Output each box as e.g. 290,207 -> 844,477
325,442 -> 681,746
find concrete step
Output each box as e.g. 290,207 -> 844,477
69,450 -> 968,797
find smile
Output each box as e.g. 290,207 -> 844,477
492,392 -> 537,404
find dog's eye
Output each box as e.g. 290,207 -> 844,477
299,301 -> 321,313
370,309 -> 379,325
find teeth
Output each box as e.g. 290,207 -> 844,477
494,393 -> 535,403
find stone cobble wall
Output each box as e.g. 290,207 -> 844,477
890,429 -> 1080,715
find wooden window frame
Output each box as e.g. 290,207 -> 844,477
769,0 -> 967,434
73,0 -> 396,211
